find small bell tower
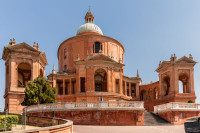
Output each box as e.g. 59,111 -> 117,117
2,39 -> 48,114
156,54 -> 196,103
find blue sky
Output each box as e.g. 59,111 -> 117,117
0,0 -> 200,111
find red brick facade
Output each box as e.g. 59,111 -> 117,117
47,10 -> 141,103
2,40 -> 47,114
140,54 -> 196,112
158,111 -> 200,125
27,109 -> 144,126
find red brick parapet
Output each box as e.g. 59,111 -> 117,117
154,102 -> 200,125
25,101 -> 145,126
27,109 -> 144,126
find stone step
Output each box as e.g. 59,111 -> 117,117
144,112 -> 171,126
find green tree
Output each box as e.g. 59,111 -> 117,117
23,76 -> 57,106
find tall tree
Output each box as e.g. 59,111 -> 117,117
23,76 -> 57,106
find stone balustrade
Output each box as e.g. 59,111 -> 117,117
25,101 -> 144,112
154,102 -> 200,113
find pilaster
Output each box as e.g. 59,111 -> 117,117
76,67 -> 80,93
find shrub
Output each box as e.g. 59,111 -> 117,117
0,115 -> 19,131
188,100 -> 194,103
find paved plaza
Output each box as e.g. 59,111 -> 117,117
73,125 -> 185,133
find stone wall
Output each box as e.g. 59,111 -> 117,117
27,109 -> 144,126
158,111 -> 200,125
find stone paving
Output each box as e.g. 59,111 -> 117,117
73,125 -> 185,133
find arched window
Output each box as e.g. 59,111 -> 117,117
93,42 -> 102,53
18,63 -> 31,87
140,90 -> 146,100
179,74 -> 189,93
154,87 -> 158,100
149,90 -> 153,100
94,69 -> 107,92
64,65 -> 67,72
40,69 -> 43,77
64,48 -> 67,59
163,76 -> 170,96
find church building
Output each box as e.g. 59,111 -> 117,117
2,10 -> 196,114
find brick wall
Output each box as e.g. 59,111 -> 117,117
27,109 -> 144,126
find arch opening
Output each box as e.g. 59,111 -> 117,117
163,76 -> 170,96
140,90 -> 146,100
40,68 -> 44,77
18,63 -> 31,87
149,90 -> 153,100
154,87 -> 158,100
94,69 -> 107,92
179,74 -> 189,93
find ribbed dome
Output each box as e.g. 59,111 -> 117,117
77,23 -> 103,35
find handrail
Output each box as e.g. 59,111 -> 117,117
154,102 -> 200,113
25,101 -> 144,112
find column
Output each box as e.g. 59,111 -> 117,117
112,70 -> 115,92
183,82 -> 186,93
86,67 -> 90,92
52,75 -> 56,88
174,69 -> 179,96
32,61 -> 38,80
91,67 -> 95,92
124,82 -> 127,95
76,68 -> 80,93
107,69 -> 111,92
63,79 -> 65,95
43,69 -> 45,78
10,61 -> 17,88
129,83 -> 131,97
136,82 -> 140,98
190,69 -> 195,94
169,69 -> 176,96
69,78 -> 72,94
119,71 -> 123,94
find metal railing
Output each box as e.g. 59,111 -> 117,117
25,101 -> 144,112
154,102 -> 200,113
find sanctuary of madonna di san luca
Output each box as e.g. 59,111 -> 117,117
2,10 -> 200,127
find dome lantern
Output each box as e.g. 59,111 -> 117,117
77,10 -> 103,35
85,10 -> 94,23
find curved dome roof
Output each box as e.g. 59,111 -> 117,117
77,23 -> 103,35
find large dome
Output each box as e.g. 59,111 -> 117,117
77,23 -> 103,35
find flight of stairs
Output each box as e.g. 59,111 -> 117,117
144,112 -> 171,126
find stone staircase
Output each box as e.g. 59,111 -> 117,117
144,112 -> 171,126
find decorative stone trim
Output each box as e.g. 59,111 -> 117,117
154,102 -> 200,113
25,101 -> 144,113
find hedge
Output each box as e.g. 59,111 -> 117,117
0,115 -> 19,131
